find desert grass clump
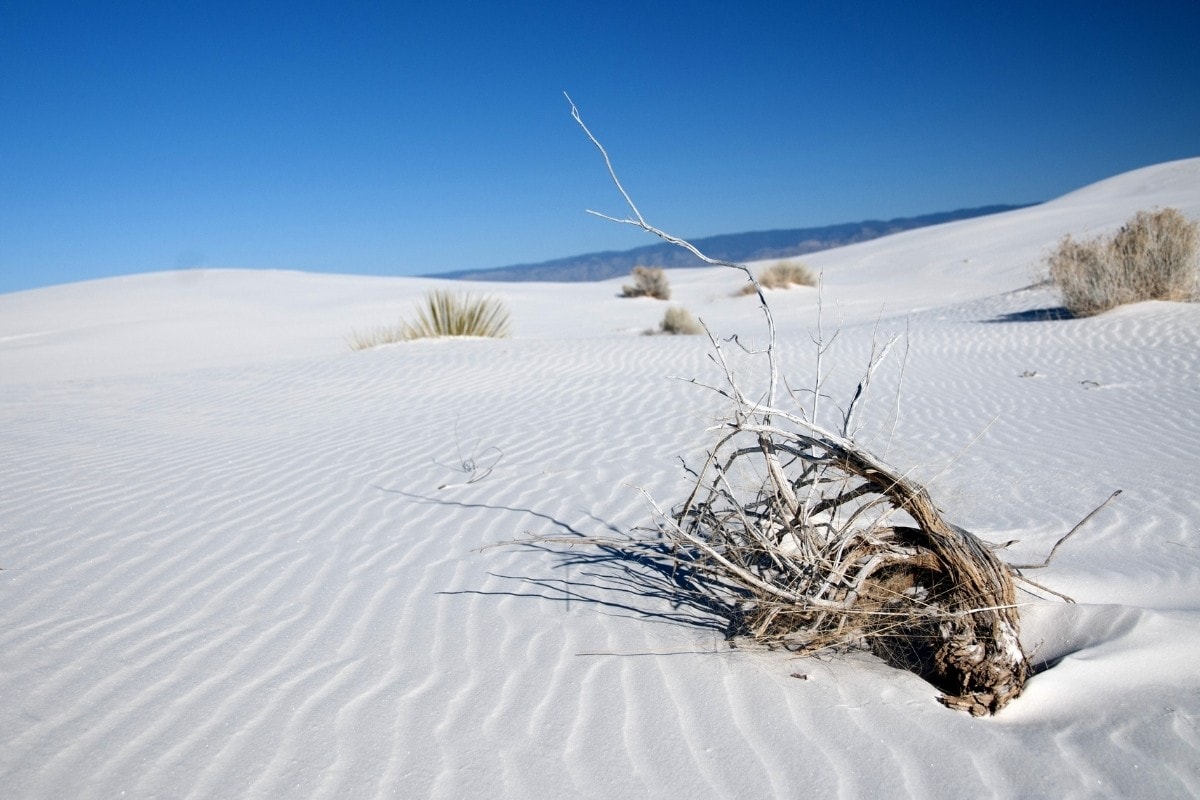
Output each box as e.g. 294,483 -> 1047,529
1047,207 -> 1199,317
347,324 -> 407,350
621,266 -> 671,300
655,306 -> 704,335
348,290 -> 510,349
738,260 -> 817,295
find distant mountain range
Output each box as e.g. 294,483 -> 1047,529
432,204 -> 1037,283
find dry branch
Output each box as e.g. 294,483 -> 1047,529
561,95 -> 1037,715
1009,490 -> 1122,570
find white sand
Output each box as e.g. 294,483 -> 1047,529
2,158 -> 1199,798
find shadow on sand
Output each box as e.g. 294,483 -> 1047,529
376,486 -> 736,641
982,306 -> 1075,323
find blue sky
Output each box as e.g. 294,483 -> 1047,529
3,1 -> 1198,294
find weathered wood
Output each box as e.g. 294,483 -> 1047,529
566,94 -> 1030,714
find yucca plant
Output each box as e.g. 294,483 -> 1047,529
348,290 -> 511,349
402,290 -> 512,340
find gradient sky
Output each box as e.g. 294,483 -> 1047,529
3,1 -> 1198,294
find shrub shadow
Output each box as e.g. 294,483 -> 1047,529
982,306 -> 1075,323
376,487 -> 735,638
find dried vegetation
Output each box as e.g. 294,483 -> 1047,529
737,260 -> 817,295
1047,207 -> 1199,316
655,306 -> 704,335
530,95 -> 1112,715
650,356 -> 1030,714
621,266 -> 671,299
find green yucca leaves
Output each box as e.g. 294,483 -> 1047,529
349,290 -> 511,350
403,290 -> 512,340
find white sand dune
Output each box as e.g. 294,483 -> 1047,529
2,158 -> 1199,798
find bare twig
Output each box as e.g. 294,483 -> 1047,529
566,92 -> 781,410
435,421 -> 503,489
1014,573 -> 1076,603
1009,490 -> 1122,570
842,332 -> 901,439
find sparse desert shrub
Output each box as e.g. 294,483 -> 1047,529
738,260 -> 817,295
656,306 -> 704,335
347,324 -> 407,350
348,290 -> 511,349
544,96 -> 1053,715
1047,208 -> 1199,317
621,266 -> 670,300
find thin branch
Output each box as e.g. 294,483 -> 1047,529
566,93 -> 647,226
1009,490 -> 1122,569
565,92 -> 780,409
1014,573 -> 1076,603
842,332 -> 900,439
881,321 -> 911,458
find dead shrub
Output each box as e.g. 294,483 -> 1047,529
621,266 -> 671,300
658,374 -> 1030,715
655,306 -> 704,335
538,94 -> 1086,715
738,260 -> 817,295
1047,208 -> 1199,316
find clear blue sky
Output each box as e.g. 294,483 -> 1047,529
3,1 -> 1198,294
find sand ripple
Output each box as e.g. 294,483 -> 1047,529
2,299 -> 1199,797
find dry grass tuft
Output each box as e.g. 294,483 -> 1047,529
1047,207 -> 1199,317
656,306 -> 704,335
347,324 -> 408,350
349,290 -> 511,349
738,261 -> 817,295
621,266 -> 671,300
